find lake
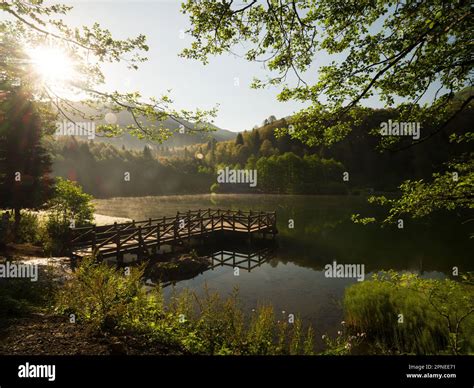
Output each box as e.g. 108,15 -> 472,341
94,194 -> 473,344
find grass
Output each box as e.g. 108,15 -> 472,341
344,271 -> 474,355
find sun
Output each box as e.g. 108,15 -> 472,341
26,46 -> 76,84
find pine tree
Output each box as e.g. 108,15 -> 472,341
250,129 -> 261,155
0,87 -> 53,237
235,132 -> 244,146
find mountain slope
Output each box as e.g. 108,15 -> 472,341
55,102 -> 236,149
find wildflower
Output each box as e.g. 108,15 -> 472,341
341,321 -> 346,325
322,334 -> 327,340
337,331 -> 342,335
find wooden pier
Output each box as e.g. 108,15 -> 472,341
69,209 -> 277,261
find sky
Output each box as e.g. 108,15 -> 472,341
54,0 -> 324,132
51,0 -> 441,132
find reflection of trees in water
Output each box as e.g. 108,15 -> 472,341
96,195 -> 472,275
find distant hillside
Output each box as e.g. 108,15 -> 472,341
55,102 -> 236,150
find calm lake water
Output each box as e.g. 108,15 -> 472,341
94,194 -> 473,342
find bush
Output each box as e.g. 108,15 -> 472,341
17,212 -> 43,245
46,178 -> 94,254
344,271 -> 474,354
56,257 -> 315,355
0,211 -> 47,246
56,257 -> 147,331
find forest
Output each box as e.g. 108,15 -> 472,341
48,97 -> 473,198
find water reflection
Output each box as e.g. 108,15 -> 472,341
95,194 -> 473,338
157,245 -> 276,288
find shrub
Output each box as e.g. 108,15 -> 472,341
56,257 -> 146,331
56,257 -> 315,355
344,271 -> 474,354
17,212 -> 43,245
46,178 -> 94,254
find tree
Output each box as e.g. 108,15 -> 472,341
47,178 -> 94,227
249,129 -> 262,155
260,139 -> 275,157
181,0 -> 473,222
0,87 -> 53,236
236,145 -> 251,166
1,0 -> 216,142
235,132 -> 244,146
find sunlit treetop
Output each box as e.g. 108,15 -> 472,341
181,0 -> 473,225
0,0 -> 217,141
181,0 -> 472,148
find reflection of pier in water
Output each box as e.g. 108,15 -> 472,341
209,249 -> 274,271
160,247 -> 275,288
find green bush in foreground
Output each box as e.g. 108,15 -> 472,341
344,271 -> 474,355
56,257 -> 316,355
45,178 -> 95,254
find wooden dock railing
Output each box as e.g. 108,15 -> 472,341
69,209 -> 277,260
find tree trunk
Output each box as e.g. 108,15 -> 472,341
14,207 -> 21,240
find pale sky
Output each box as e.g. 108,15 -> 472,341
54,0 -> 441,132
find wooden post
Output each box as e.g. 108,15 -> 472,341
174,216 -> 178,242
92,225 -> 96,252
232,214 -> 235,231
187,210 -> 191,241
137,226 -> 142,262
116,229 -> 123,265
148,217 -> 152,225
157,219 -> 162,250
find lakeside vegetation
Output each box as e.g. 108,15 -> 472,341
0,0 -> 472,359
1,253 -> 472,355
